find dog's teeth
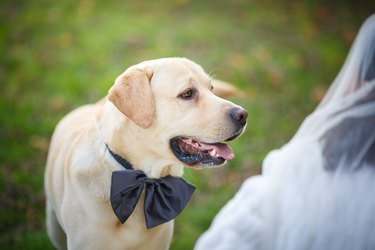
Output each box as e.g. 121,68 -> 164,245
209,149 -> 217,157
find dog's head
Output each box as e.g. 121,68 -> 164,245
108,58 -> 247,170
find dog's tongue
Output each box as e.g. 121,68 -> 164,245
182,139 -> 235,160
202,142 -> 235,160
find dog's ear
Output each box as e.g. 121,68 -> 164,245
108,67 -> 155,129
212,79 -> 242,99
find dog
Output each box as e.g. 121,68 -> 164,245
45,57 -> 247,250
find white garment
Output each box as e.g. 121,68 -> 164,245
195,14 -> 375,250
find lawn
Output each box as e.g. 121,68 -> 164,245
1,0 -> 374,249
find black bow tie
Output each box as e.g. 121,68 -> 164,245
107,145 -> 196,229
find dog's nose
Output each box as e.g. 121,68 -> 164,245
229,108 -> 248,127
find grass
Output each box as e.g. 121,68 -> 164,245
1,0 -> 374,249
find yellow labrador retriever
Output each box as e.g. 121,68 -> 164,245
45,57 -> 247,250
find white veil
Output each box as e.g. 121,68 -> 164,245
195,14 -> 375,250
292,14 -> 375,171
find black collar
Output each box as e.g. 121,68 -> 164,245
106,144 -> 133,170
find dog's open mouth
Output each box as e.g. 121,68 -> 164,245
170,137 -> 235,167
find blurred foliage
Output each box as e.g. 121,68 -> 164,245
0,0 -> 374,249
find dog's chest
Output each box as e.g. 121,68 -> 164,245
103,193 -> 174,249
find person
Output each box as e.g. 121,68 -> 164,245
195,14 -> 375,250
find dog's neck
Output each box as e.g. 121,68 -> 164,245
105,144 -> 183,178
106,144 -> 133,170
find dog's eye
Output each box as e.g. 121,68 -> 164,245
179,88 -> 196,100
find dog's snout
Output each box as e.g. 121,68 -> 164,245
229,108 -> 248,126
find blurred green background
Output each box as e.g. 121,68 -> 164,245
1,0 -> 374,249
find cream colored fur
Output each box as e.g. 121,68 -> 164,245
45,58 -> 245,250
